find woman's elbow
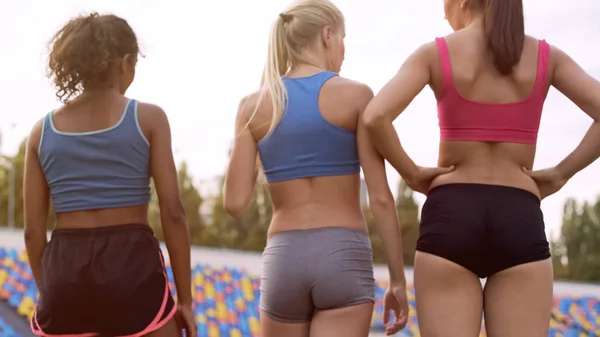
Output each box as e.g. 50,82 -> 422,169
158,199 -> 188,229
224,194 -> 251,218
24,225 -> 46,245
362,106 -> 386,130
369,193 -> 395,212
224,200 -> 242,218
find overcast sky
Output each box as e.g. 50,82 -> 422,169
1,0 -> 599,238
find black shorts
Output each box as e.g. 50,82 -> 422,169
31,224 -> 177,337
417,183 -> 550,278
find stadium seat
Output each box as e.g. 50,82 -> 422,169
0,316 -> 22,336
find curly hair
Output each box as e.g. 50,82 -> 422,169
47,13 -> 139,103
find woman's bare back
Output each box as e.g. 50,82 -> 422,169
245,73 -> 371,235
427,29 -> 552,196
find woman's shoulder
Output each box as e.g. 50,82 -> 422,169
134,100 -> 165,116
134,100 -> 169,130
327,76 -> 373,100
134,100 -> 169,142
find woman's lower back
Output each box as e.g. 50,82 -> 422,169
260,175 -> 375,326
431,141 -> 541,198
267,174 -> 366,236
54,204 -> 149,229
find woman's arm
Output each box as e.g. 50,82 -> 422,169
362,43 -> 433,179
144,103 -> 192,306
363,43 -> 453,193
356,83 -> 409,335
224,96 -> 259,217
23,119 -> 49,287
356,83 -> 407,284
550,46 -> 600,179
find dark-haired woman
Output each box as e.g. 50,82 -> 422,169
363,0 -> 600,336
23,13 -> 197,337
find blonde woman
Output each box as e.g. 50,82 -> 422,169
223,1 -> 428,336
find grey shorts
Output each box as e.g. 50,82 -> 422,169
260,227 -> 375,323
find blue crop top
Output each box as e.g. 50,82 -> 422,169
257,71 -> 360,183
39,99 -> 151,213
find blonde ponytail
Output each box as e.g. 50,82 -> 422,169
246,0 -> 343,135
247,15 -> 290,136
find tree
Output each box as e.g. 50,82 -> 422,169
364,179 -> 420,265
0,139 -> 55,229
364,205 -> 386,264
0,140 -> 25,228
178,162 -> 205,245
148,181 -> 163,240
552,197 -> 600,282
207,175 -> 272,251
550,239 -> 568,280
242,182 -> 272,250
149,161 -> 205,245
395,180 -> 419,266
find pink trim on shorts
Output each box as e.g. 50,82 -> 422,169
31,249 -> 178,337
116,249 -> 178,337
30,313 -> 99,337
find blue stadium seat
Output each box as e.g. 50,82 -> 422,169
0,316 -> 22,337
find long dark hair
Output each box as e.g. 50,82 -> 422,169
483,0 -> 525,75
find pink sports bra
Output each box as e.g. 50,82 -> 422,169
435,37 -> 550,144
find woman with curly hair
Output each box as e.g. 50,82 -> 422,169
23,13 -> 196,337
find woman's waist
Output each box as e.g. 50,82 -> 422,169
265,226 -> 372,253
268,204 -> 367,237
429,164 -> 540,198
54,204 -> 149,229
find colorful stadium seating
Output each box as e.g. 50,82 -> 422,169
0,316 -> 21,337
0,246 -> 599,337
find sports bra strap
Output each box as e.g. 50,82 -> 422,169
435,37 -> 455,97
436,37 -> 551,99
535,40 -> 551,91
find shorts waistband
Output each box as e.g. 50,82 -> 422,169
428,183 -> 540,203
52,223 -> 152,237
268,226 -> 368,239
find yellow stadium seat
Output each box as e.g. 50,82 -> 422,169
208,324 -> 219,337
235,298 -> 246,312
0,270 -> 8,285
206,283 -> 215,299
409,305 -> 417,316
249,317 -> 260,335
17,302 -> 28,316
409,326 -> 420,337
241,278 -> 254,301
18,297 -> 35,321
194,274 -> 203,285
217,303 -> 227,321
196,314 -> 207,324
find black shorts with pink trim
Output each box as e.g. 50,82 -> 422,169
31,224 -> 177,337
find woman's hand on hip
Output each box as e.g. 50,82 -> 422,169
522,166 -> 568,199
406,165 -> 455,195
